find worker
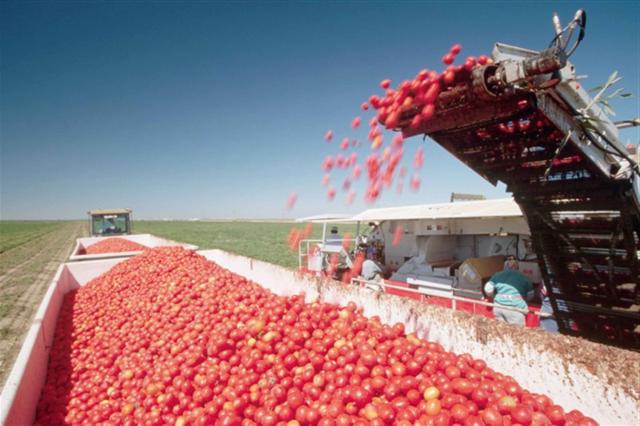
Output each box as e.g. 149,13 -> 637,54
484,256 -> 534,326
538,284 -> 559,333
327,226 -> 342,246
102,218 -> 118,234
362,257 -> 384,281
361,253 -> 385,292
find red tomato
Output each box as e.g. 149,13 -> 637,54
409,175 -> 421,192
450,44 -> 462,55
472,360 -> 487,372
443,70 -> 455,85
498,396 -> 518,414
451,403 -> 470,423
445,366 -> 462,379
532,411 -> 553,426
391,362 -> 406,377
385,111 -> 400,129
327,187 -> 337,201
421,104 -> 435,121
511,404 -> 533,425
410,114 -> 423,129
544,405 -> 565,426
442,53 -> 455,65
471,388 -> 489,408
451,378 -> 474,396
481,407 -> 503,426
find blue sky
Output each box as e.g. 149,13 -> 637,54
1,1 -> 638,220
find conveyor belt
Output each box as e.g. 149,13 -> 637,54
398,76 -> 640,349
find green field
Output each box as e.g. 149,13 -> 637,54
134,221 -> 359,269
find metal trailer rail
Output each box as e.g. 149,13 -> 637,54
298,238 -> 356,271
300,240 -> 554,322
394,12 -> 640,348
69,234 -> 199,261
350,277 -> 553,319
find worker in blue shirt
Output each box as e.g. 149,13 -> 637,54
484,256 -> 534,326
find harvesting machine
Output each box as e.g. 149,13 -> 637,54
395,10 -> 640,348
88,208 -> 132,237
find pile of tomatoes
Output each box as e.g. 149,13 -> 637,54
83,238 -> 147,254
36,247 -> 597,426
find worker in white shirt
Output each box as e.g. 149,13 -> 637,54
361,253 -> 385,292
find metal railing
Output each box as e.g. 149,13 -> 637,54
298,238 -> 356,271
296,240 -> 552,320
350,277 -> 552,318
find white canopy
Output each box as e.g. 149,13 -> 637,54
350,198 -> 522,222
295,213 -> 355,223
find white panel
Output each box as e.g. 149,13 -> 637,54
422,236 -> 456,262
453,235 -> 475,260
352,198 -> 523,222
383,221 -> 419,267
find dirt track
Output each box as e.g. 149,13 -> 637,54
0,222 -> 86,388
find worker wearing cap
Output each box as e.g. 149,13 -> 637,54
484,256 -> 533,326
327,226 -> 342,246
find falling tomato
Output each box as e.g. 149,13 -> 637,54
327,187 -> 337,200
392,225 -> 404,246
285,192 -> 298,209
